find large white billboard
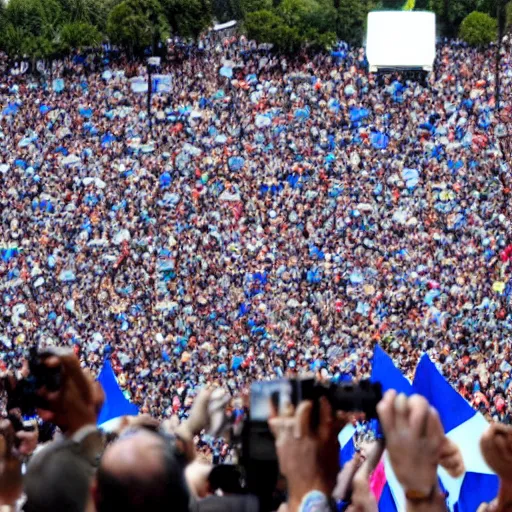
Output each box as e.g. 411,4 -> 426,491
366,11 -> 436,72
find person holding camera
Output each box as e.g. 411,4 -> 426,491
270,390 -> 466,512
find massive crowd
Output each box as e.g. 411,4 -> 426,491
0,35 -> 510,428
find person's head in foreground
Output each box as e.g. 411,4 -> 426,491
93,429 -> 190,512
24,440 -> 95,512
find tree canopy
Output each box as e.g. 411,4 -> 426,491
459,10 -> 497,45
0,0 -> 501,60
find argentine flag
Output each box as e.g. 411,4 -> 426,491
338,346 -> 499,511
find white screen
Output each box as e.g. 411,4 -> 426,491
366,11 -> 436,72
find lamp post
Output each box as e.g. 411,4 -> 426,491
495,0 -> 509,112
146,14 -> 160,135
147,58 -> 153,133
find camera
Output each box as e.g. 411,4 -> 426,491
239,378 -> 382,511
3,347 -> 62,416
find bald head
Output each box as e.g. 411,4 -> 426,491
102,429 -> 167,482
96,430 -> 189,512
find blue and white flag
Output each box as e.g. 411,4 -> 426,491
338,347 -> 498,511
339,347 -> 413,510
152,74 -> 172,93
130,76 -> 148,93
413,355 -> 499,511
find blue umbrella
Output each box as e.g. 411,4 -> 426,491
370,132 -> 389,150
349,107 -> 369,123
159,172 -> 172,189
231,356 -> 244,371
78,107 -> 93,118
3,103 -> 18,116
294,107 -> 310,120
101,133 -> 116,146
228,156 -> 245,171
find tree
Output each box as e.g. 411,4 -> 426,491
41,0 -> 65,28
244,0 -> 336,51
59,21 -> 102,50
1,23 -> 27,56
57,0 -> 91,22
277,0 -> 335,32
85,0 -> 114,31
244,9 -> 302,52
381,0 -> 404,8
107,0 -> 169,55
5,0 -> 46,37
429,0 -> 497,36
211,0 -> 243,22
240,0 -> 272,15
245,9 -> 283,41
162,0 -> 212,39
336,0 -> 368,45
459,10 -> 497,45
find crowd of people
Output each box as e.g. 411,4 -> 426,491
0,33 -> 510,429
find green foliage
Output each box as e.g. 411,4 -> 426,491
403,0 -> 415,10
5,0 -> 45,37
459,10 -> 497,45
244,9 -> 301,51
507,1 -> 512,29
60,21 -> 102,50
40,0 -> 65,31
58,0 -> 92,22
381,0 -> 404,8
240,0 -> 272,15
244,0 -> 336,51
429,0 -> 497,36
245,9 -> 284,43
336,0 -> 368,46
1,24 -> 27,56
211,0 -> 243,22
107,0 -> 169,54
162,0 -> 212,39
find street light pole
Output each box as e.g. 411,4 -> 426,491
147,59 -> 153,133
147,16 -> 159,135
496,0 -> 508,112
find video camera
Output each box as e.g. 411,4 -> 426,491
239,377 -> 382,511
3,347 -> 61,417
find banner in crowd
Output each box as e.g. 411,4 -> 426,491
339,346 -> 498,511
130,75 -> 173,94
